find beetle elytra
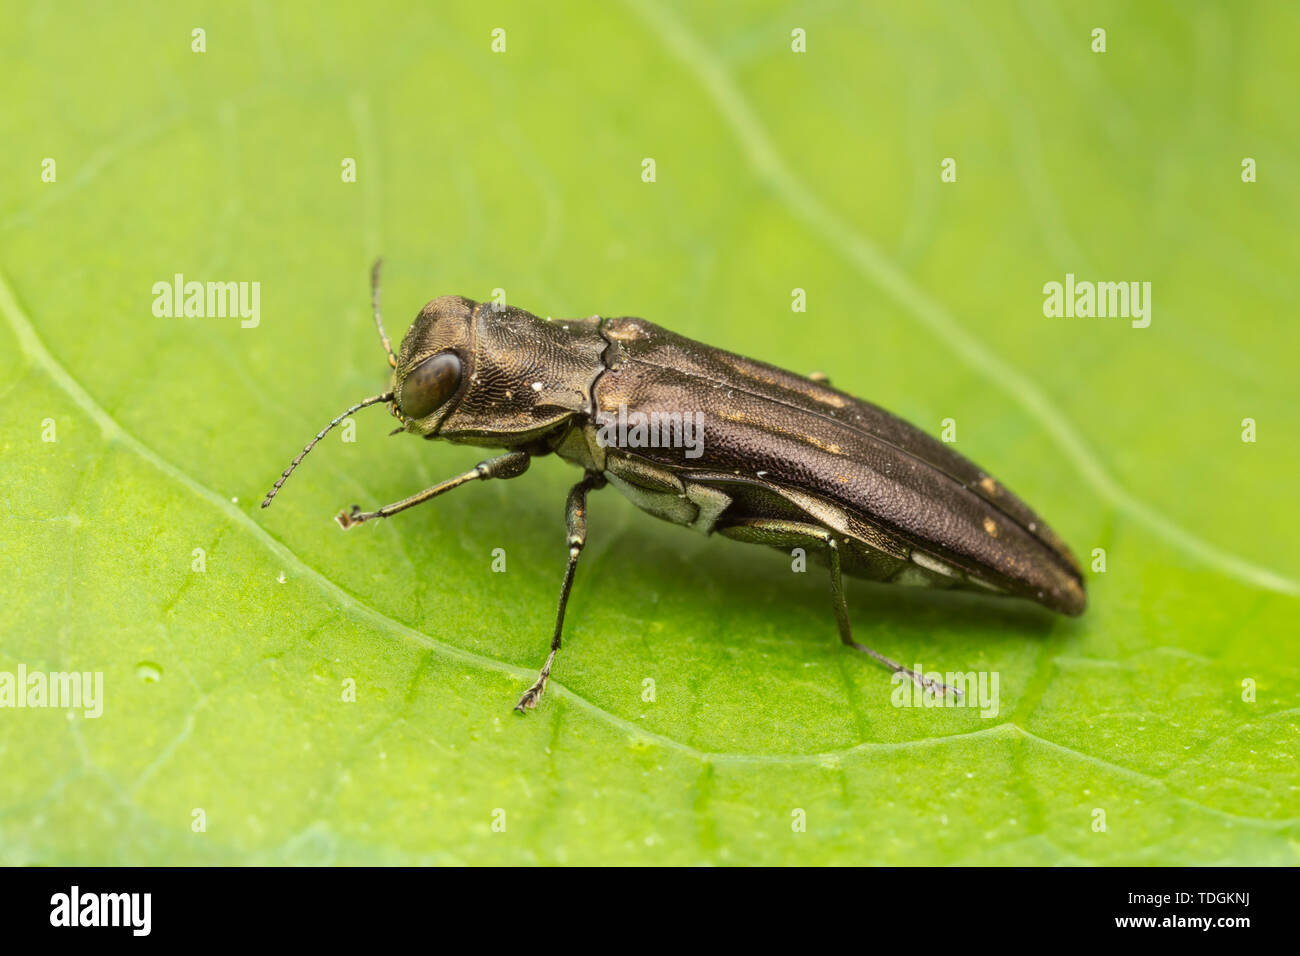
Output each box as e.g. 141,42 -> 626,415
263,262 -> 1085,711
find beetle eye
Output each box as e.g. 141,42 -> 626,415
398,352 -> 462,419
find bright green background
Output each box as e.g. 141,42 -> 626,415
1,1 -> 1297,865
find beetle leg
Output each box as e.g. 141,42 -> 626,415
336,449 -> 531,528
515,471 -> 606,712
718,518 -> 958,699
825,536 -> 960,699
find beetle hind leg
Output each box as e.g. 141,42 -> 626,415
825,536 -> 960,700
717,519 -> 960,700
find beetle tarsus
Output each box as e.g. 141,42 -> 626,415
900,662 -> 962,700
514,663 -> 552,712
335,505 -> 364,529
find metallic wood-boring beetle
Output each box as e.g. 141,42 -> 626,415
263,262 -> 1086,711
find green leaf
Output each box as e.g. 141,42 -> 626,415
2,0 -> 1297,865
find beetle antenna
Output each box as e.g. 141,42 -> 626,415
372,258 -> 397,368
261,392 -> 394,508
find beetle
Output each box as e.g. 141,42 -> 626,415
263,261 -> 1085,712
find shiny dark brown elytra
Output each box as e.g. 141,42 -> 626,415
263,261 -> 1086,712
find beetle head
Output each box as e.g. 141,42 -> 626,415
392,297 -> 607,444
389,295 -> 476,436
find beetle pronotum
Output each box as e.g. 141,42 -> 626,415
263,262 -> 1085,712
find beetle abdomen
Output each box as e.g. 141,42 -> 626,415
595,316 -> 1086,616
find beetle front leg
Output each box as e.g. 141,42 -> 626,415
336,449 -> 531,528
514,470 -> 606,712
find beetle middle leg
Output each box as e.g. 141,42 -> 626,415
718,518 -> 958,699
515,470 -> 606,712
